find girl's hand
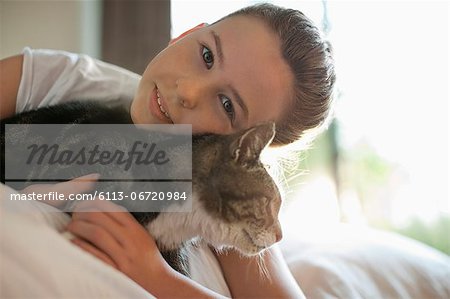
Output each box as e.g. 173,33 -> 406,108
66,200 -> 169,291
20,173 -> 100,208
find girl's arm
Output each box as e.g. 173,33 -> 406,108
0,54 -> 23,119
67,200 -> 228,298
213,246 -> 306,298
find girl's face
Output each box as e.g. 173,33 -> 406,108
131,15 -> 293,135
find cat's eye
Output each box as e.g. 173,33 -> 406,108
202,46 -> 214,69
220,95 -> 235,121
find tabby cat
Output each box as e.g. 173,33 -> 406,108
0,101 -> 282,276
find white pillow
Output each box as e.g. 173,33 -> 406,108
280,224 -> 450,299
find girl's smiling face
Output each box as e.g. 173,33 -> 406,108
131,15 -> 294,135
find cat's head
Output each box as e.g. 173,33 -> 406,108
193,122 -> 283,255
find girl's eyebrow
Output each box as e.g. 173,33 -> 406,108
211,30 -> 249,122
211,30 -> 224,66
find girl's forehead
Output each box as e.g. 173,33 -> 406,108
209,15 -> 275,46
205,16 -> 294,128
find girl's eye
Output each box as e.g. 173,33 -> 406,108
220,95 -> 235,121
202,46 -> 214,69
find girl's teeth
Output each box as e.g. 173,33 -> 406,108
156,89 -> 171,120
157,97 -> 166,113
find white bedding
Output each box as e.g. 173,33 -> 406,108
1,183 -> 449,298
280,226 -> 450,298
0,184 -> 155,298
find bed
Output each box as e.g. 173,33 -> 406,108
1,183 -> 449,298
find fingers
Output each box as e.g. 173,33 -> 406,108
73,200 -> 139,228
70,201 -> 155,253
55,173 -> 100,197
67,219 -> 127,267
66,201 -> 165,281
71,208 -> 129,248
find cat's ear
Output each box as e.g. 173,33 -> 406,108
231,122 -> 275,164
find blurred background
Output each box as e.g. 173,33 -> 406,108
1,0 -> 448,254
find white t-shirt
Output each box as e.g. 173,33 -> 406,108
15,47 -> 231,297
17,47 -> 139,113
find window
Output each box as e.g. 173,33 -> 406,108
171,1 -> 449,253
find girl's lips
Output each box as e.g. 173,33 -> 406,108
148,87 -> 173,124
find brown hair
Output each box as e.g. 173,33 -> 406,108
224,3 -> 336,146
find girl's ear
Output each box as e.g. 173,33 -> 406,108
169,23 -> 208,45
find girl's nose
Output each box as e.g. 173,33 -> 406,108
175,77 -> 211,109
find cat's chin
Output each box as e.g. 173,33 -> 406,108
237,242 -> 269,256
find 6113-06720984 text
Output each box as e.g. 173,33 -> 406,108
9,191 -> 188,202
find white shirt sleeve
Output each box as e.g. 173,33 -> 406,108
16,47 -> 141,113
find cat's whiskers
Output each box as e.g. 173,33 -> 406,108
256,251 -> 271,282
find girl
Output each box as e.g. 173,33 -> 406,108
0,3 -> 335,298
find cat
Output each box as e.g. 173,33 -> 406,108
0,101 -> 283,276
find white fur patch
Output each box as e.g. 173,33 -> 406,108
146,195 -> 236,251
146,194 -> 279,255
